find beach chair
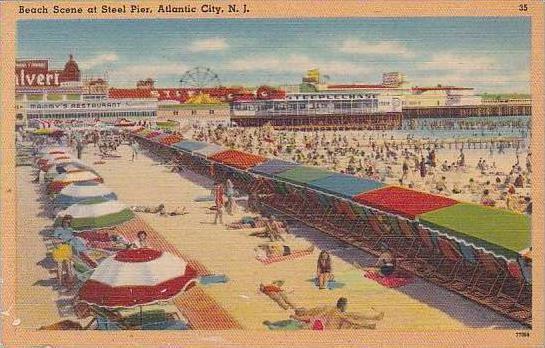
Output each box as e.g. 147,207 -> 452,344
400,227 -> 442,276
463,250 -> 507,301
430,237 -> 464,284
493,258 -> 531,321
396,219 -> 420,257
448,242 -> 481,292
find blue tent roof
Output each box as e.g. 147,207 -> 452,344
307,174 -> 384,199
249,159 -> 300,177
193,143 -> 226,157
172,140 -> 207,152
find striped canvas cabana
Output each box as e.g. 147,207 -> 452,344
172,140 -> 208,153
274,166 -> 335,186
418,203 -> 530,260
353,186 -> 458,220
192,143 -> 226,158
208,150 -> 267,170
307,173 -> 384,199
249,159 -> 300,178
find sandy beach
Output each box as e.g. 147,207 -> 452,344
16,143 -> 524,330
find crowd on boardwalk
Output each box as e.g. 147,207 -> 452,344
191,119 -> 532,215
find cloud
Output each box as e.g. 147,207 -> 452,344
417,53 -> 498,72
189,38 -> 229,52
339,39 -> 414,57
412,69 -> 529,92
112,62 -> 189,83
80,53 -> 118,69
226,54 -> 370,75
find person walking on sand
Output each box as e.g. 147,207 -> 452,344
316,250 -> 333,290
131,141 -> 139,161
225,178 -> 236,215
214,181 -> 225,225
76,140 -> 84,160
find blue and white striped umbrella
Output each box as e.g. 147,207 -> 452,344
55,181 -> 117,208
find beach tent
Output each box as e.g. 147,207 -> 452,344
145,131 -> 163,139
418,203 -> 530,260
274,166 -> 335,186
78,248 -> 197,308
192,143 -> 225,158
55,197 -> 134,230
159,134 -> 183,146
172,140 -> 208,153
353,186 -> 458,220
55,182 -> 117,208
208,150 -> 267,170
48,171 -> 103,194
307,174 -> 384,199
249,159 -> 300,178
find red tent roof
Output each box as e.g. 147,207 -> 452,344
209,150 -> 266,170
353,186 -> 458,220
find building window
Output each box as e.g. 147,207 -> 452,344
191,110 -> 197,115
209,109 -> 215,115
173,111 -> 179,116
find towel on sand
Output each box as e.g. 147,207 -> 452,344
199,274 -> 229,285
364,270 -> 414,288
308,278 -> 346,290
263,319 -> 304,330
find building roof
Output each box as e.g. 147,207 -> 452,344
327,84 -> 390,89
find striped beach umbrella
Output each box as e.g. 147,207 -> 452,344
54,182 -> 117,209
45,162 -> 93,181
48,171 -> 103,194
37,153 -> 73,170
77,248 -> 197,308
37,146 -> 70,156
55,197 -> 134,230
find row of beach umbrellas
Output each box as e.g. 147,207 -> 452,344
36,144 -> 197,316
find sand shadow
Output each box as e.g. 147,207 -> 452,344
259,207 -> 523,329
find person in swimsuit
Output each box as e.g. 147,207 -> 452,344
316,251 -> 332,289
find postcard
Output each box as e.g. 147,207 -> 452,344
0,1 -> 543,347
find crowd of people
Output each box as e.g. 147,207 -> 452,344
190,121 -> 532,214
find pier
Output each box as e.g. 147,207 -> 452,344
402,103 -> 531,119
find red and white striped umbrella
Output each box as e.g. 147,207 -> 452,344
78,248 -> 197,308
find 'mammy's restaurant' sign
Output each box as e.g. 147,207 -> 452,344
16,59 -> 61,87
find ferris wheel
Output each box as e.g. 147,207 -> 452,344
179,67 -> 221,88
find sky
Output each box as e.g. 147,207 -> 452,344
17,18 -> 531,93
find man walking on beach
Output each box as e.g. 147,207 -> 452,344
76,140 -> 84,160
131,141 -> 139,161
214,181 -> 225,225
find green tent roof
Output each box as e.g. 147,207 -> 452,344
274,166 -> 335,186
418,203 -> 530,260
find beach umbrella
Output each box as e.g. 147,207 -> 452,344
55,182 -> 117,208
37,146 -> 70,156
48,171 -> 103,194
45,162 -> 93,181
55,197 -> 134,230
77,248 -> 197,308
37,153 -> 72,168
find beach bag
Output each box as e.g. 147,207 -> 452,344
311,318 -> 325,330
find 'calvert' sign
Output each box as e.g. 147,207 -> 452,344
16,59 -> 61,87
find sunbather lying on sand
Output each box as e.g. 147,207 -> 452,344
255,241 -> 314,260
131,203 -> 166,214
259,280 -> 298,310
227,216 -> 269,229
159,206 -> 188,216
290,297 -> 384,330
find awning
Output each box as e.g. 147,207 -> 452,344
193,143 -> 226,157
208,150 -> 267,170
172,140 -> 208,152
418,203 -> 530,260
274,166 -> 335,186
307,174 -> 384,199
353,186 -> 458,220
249,159 -> 300,177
